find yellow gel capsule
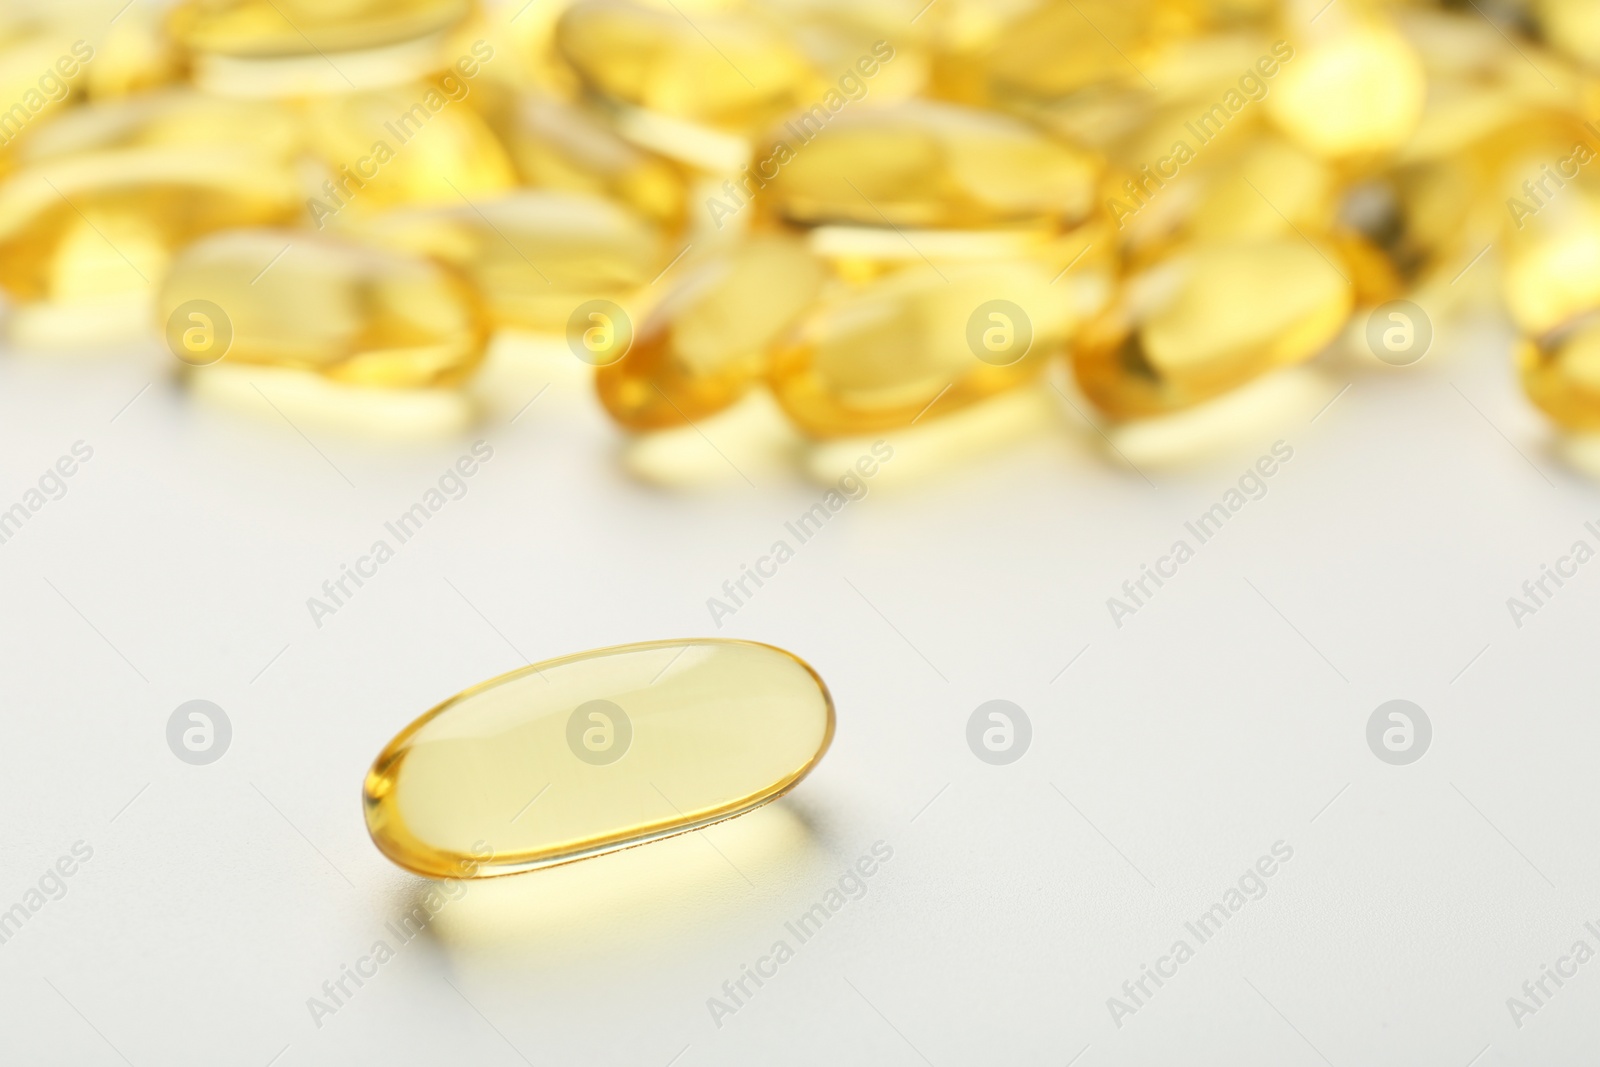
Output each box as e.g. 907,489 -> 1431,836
168,0 -> 472,96
366,190 -> 663,333
1519,313 -> 1600,430
1536,0 -> 1600,71
13,89 -> 302,166
556,0 -> 815,135
596,234 -> 824,429
978,0 -> 1196,106
770,258 -> 1080,436
300,81 -> 516,224
0,147 -> 299,342
363,639 -> 834,878
158,229 -> 487,388
1500,156 -> 1600,336
1266,11 -> 1426,159
1073,237 -> 1354,419
757,99 -> 1098,230
486,91 -> 687,229
0,29 -> 95,162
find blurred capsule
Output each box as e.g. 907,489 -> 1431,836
0,146 -> 299,343
1498,120 -> 1600,335
159,229 -> 487,387
1072,236 -> 1354,419
1534,0 -> 1600,71
300,79 -> 516,225
1519,311 -> 1600,430
753,99 -> 1098,230
484,91 -> 687,228
770,258 -> 1078,436
0,27 -> 95,163
977,0 -> 1197,109
14,89 -> 301,166
168,0 -> 473,96
556,0 -> 816,140
366,189 -> 664,333
596,234 -> 824,429
1267,7 -> 1426,159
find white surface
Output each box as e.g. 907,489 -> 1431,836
1,315 -> 1598,1067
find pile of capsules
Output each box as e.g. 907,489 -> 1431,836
5,0 -> 1600,442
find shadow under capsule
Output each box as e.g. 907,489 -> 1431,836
398,798 -> 833,969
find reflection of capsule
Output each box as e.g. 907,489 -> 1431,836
770,258 -> 1079,436
1072,236 -> 1353,419
168,0 -> 474,96
364,190 -> 664,333
597,235 -> 825,429
159,229 -> 487,387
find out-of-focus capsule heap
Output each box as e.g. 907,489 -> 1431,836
3,0 -> 1600,453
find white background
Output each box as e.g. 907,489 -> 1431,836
1,305 -> 1598,1067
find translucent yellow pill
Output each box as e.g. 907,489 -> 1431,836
555,0 -> 815,134
1073,236 -> 1354,419
0,147 -> 300,343
168,0 -> 473,96
756,99 -> 1098,230
484,91 -> 688,229
158,229 -> 487,387
1536,0 -> 1600,71
770,258 -> 1081,436
1519,313 -> 1600,430
1501,154 -> 1600,336
365,190 -> 664,333
13,89 -> 302,166
596,234 -> 824,429
300,81 -> 516,225
1266,12 -> 1426,159
0,28 -> 96,161
363,639 -> 835,878
977,0 -> 1195,106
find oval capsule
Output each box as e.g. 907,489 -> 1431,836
757,99 -> 1098,230
299,81 -> 517,224
1520,312 -> 1600,430
770,257 -> 1081,436
1072,236 -> 1354,419
596,234 -> 824,429
168,0 -> 473,96
363,639 -> 835,878
0,146 -> 299,342
556,0 -> 815,134
365,189 -> 664,333
158,228 -> 487,387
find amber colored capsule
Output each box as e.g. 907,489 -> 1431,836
1519,313 -> 1600,430
364,190 -> 664,333
158,229 -> 487,388
168,0 -> 473,95
364,639 -> 834,878
555,0 -> 817,134
1072,236 -> 1354,419
0,147 -> 299,342
596,235 -> 824,429
484,91 -> 687,229
1498,127 -> 1600,336
755,99 -> 1098,230
299,81 -> 517,225
769,258 -> 1080,436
